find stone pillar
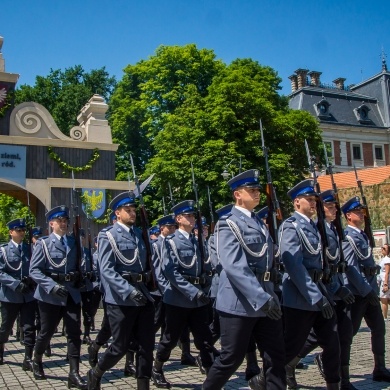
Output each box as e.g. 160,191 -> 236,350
288,74 -> 298,92
333,77 -> 346,90
295,69 -> 309,89
77,94 -> 113,143
308,71 -> 322,87
0,36 -> 20,136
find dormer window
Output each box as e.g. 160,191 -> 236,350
314,99 -> 331,119
354,104 -> 371,124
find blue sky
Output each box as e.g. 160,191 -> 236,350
2,0 -> 390,94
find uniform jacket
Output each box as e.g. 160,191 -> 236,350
92,250 -> 100,291
214,206 -> 277,317
0,241 -> 35,303
162,230 -> 208,308
80,247 -> 94,292
30,233 -> 81,305
342,226 -> 378,297
98,224 -> 153,306
151,235 -> 170,296
279,212 -> 324,311
322,222 -> 345,301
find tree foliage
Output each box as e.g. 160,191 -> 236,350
15,65 -> 116,135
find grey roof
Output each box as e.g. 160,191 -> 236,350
289,86 -> 385,128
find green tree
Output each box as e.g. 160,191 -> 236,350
145,58 -> 322,218
108,44 -> 224,176
15,65 -> 116,135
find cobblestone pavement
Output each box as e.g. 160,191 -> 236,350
0,309 -> 390,389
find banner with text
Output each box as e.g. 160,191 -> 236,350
0,145 -> 27,187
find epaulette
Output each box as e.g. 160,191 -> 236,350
166,233 -> 175,240
285,216 -> 296,223
219,212 -> 232,221
0,243 -> 7,247
40,236 -> 48,240
100,226 -> 113,233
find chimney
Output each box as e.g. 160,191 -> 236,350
295,68 -> 309,89
288,74 -> 298,92
333,77 -> 346,90
308,71 -> 322,87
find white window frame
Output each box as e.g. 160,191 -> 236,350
373,144 -> 384,161
351,143 -> 363,161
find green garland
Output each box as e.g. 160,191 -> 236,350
48,146 -> 100,175
0,90 -> 14,118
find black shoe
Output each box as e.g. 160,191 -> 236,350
32,360 -> 46,380
68,372 -> 87,389
124,361 -> 137,377
83,335 -> 92,345
180,352 -> 197,366
296,362 -> 307,369
285,364 -> 297,389
151,368 -> 171,388
373,367 -> 390,382
314,353 -> 325,379
45,345 -> 52,357
248,369 -> 265,390
22,357 -> 33,372
88,343 -> 100,368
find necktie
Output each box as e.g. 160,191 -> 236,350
361,230 -> 368,243
60,236 -> 66,249
18,244 -> 22,255
310,219 -> 317,229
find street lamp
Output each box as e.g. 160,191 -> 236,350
221,157 -> 242,181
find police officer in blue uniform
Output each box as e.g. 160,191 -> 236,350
342,196 -> 390,382
87,192 -> 155,390
279,180 -> 340,390
30,205 -> 87,389
0,218 -> 36,370
203,170 -> 285,390
286,190 -> 356,389
152,200 -> 215,389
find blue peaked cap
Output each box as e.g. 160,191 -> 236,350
157,215 -> 176,226
320,189 -> 337,203
194,216 -> 209,229
171,200 -> 196,216
216,204 -> 233,218
227,169 -> 262,191
341,196 -> 365,214
149,226 -> 160,235
7,218 -> 26,230
109,191 -> 136,211
31,226 -> 43,237
287,179 -> 317,200
256,206 -> 268,220
46,206 -> 69,222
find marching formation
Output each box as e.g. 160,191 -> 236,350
1,157 -> 390,390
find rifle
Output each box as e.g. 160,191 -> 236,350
71,171 -> 83,285
168,182 -> 175,208
190,161 -> 205,272
305,140 -> 331,283
207,186 -> 215,234
130,154 -> 156,290
323,143 -> 347,270
353,165 -> 375,248
162,197 -> 167,215
260,119 -> 283,244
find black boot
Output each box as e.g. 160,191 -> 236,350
124,350 -> 137,377
137,378 -> 150,390
180,342 -> 197,366
87,365 -> 105,390
88,341 -> 101,368
32,353 -> 46,380
90,317 -> 95,332
340,366 -> 358,390
373,355 -> 390,382
83,326 -> 92,345
286,356 -> 300,389
315,353 -> 325,379
22,346 -> 34,372
326,383 -> 340,390
68,357 -> 87,389
245,351 -> 261,381
248,368 -> 265,390
0,343 -> 4,365
151,360 -> 171,388
195,354 -> 206,375
45,344 -> 52,357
